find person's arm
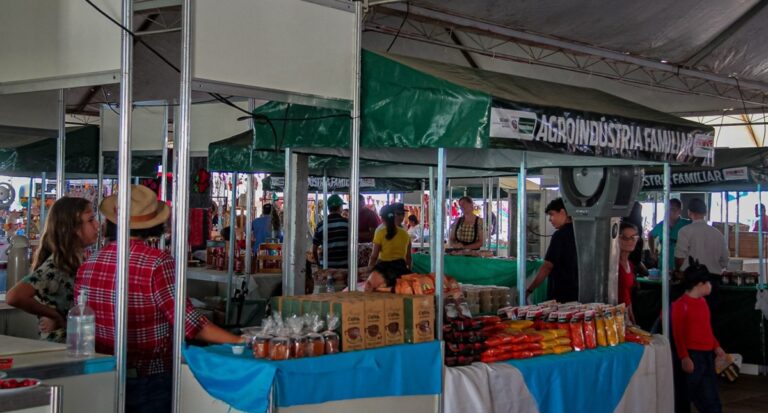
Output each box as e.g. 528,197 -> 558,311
368,243 -> 381,268
674,229 -> 690,272
719,236 -> 730,272
647,236 -> 657,261
312,244 -> 320,265
447,220 -> 459,247
526,260 -> 553,297
405,239 -> 412,268
195,323 -> 242,344
671,302 -> 693,373
6,283 -> 64,326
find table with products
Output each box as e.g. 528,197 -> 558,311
411,254 -> 547,304
444,335 -> 672,413
633,277 -> 768,365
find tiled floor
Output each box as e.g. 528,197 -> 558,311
718,374 -> 768,413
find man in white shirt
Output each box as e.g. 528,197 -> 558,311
675,197 -> 728,317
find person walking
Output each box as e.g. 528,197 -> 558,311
7,197 -> 99,343
251,203 -> 279,253
648,198 -> 690,271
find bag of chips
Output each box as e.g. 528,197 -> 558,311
595,311 -> 608,347
614,304 -> 627,343
583,310 -> 597,350
604,310 -> 620,346
569,312 -> 586,351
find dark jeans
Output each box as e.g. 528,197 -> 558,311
686,350 -> 722,413
126,373 -> 172,413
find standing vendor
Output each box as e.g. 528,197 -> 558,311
648,198 -> 690,271
358,195 -> 381,243
448,196 -> 484,250
525,198 -> 578,303
753,203 -> 768,232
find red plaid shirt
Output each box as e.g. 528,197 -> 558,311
75,239 -> 208,376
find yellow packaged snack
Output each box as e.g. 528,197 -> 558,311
539,339 -> 558,349
553,346 -> 572,354
551,328 -> 570,338
555,337 -> 572,346
614,305 -> 626,343
505,320 -> 534,330
535,330 -> 559,341
605,311 -> 619,346
595,312 -> 608,347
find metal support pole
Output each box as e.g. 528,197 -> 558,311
56,89 -> 65,198
226,172 -> 238,320
516,154 -> 527,306
760,184 -> 765,285
653,192 -> 659,226
115,0 -> 134,409
720,192 -> 725,223
283,148 -> 294,295
40,172 -> 46,238
26,178 -> 33,236
447,179 -> 452,225
496,180 -> 501,255
159,103 -> 170,251
434,149 -> 447,413
97,108 -> 105,249
170,106 -> 179,257
507,191 -> 513,258
419,180 -> 426,252
348,0 -> 362,291
171,0 -> 191,409
322,174 -> 329,270
245,174 -> 253,274
482,178 -> 488,249
429,167 -> 436,269
661,163 -> 671,340
724,192 -> 730,249
735,192 -> 740,256
386,190 -> 390,204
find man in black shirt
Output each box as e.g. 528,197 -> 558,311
525,198 -> 579,303
312,195 -> 350,269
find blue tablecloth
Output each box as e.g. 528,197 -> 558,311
506,343 -> 645,413
184,341 -> 442,413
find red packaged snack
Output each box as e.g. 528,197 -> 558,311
0,358 -> 12,369
509,351 -> 535,359
583,310 -> 597,350
481,347 -> 509,358
557,311 -> 574,331
569,312 -> 586,352
486,332 -> 527,347
526,309 -> 545,331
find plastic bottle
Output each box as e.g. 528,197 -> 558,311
326,274 -> 335,293
66,290 -> 96,358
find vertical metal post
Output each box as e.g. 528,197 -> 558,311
322,174 -> 329,270
26,178 -> 33,236
96,108 -> 105,249
115,0 -> 134,410
56,89 -> 66,198
170,106 -> 179,257
735,192 -> 740,256
244,100 -> 257,274
482,178 -> 488,249
720,192 -> 724,223
347,0 -> 362,291
386,190 -> 390,204
429,167 -> 436,269
419,180 -> 426,252
507,191 -> 513,258
724,192 -> 730,249
226,172 -> 238,320
496,180 -> 501,255
661,163 -> 671,340
435,149 -> 447,413
171,0 -> 191,410
759,184 -> 765,284
283,148 -> 294,295
653,192 -> 659,226
40,172 -> 46,229
447,179 -> 452,225
516,154 -> 527,306
159,103 -> 170,251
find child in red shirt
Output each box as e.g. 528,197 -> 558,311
671,258 -> 725,413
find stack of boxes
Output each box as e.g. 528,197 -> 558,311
272,292 -> 435,351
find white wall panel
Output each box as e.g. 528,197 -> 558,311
192,0 -> 354,106
102,106 -> 167,152
0,0 -> 121,92
190,101 -> 252,154
0,91 -> 59,129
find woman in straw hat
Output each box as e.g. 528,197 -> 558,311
76,185 -> 241,413
7,197 -> 99,342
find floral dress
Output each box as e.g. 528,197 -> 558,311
19,256 -> 75,343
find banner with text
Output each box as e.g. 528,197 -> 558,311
642,166 -> 749,189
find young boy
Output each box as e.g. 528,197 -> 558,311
671,258 -> 726,413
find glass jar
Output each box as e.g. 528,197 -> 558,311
305,333 -> 325,357
290,335 -> 307,359
269,336 -> 291,360
322,331 -> 340,354
252,334 -> 271,359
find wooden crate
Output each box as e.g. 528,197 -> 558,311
728,230 -> 768,258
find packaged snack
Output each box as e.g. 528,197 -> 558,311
485,332 -> 527,347
526,309 -> 545,330
557,311 -> 574,331
384,296 -> 405,346
504,320 -> 534,330
269,331 -> 291,361
287,315 -> 307,358
604,310 -> 620,346
539,340 -> 558,349
364,296 -> 385,349
304,314 -> 326,357
595,312 -> 608,347
551,328 -> 570,338
583,310 -> 597,350
544,311 -> 559,330
252,334 -> 271,359
509,351 -> 535,359
569,312 -> 586,351
534,330 -> 558,341
554,337 -> 572,346
323,314 -> 341,354
614,305 -> 626,343
403,295 -> 435,344
553,345 -> 572,354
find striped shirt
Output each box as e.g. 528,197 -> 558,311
313,213 -> 349,268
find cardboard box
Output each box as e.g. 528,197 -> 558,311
331,296 -> 366,351
384,296 -> 404,346
363,296 -> 385,349
403,295 -> 435,344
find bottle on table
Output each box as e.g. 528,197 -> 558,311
326,274 -> 335,293
66,290 -> 95,358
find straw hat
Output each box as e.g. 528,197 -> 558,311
100,184 -> 171,229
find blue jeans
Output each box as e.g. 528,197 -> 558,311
686,351 -> 722,413
126,373 -> 172,413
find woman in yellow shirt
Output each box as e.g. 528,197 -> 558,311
365,203 -> 412,291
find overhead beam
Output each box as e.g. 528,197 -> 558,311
378,3 -> 768,94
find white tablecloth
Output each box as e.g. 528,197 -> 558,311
444,336 -> 673,413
